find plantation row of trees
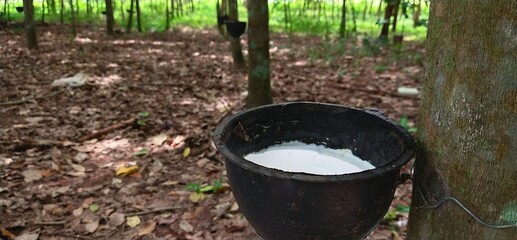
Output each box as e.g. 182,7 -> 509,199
3,0 -> 429,49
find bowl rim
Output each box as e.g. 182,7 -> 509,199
213,102 -> 416,183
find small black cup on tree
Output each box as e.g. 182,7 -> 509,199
217,15 -> 229,26
224,21 -> 246,38
16,7 -> 24,13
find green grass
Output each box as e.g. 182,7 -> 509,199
3,0 -> 429,40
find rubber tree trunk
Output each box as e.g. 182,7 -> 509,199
407,0 -> 517,239
126,0 -> 134,33
379,0 -> 395,40
228,0 -> 245,69
136,0 -> 142,32
105,0 -> 115,35
23,0 -> 38,49
69,0 -> 77,36
338,0 -> 345,38
246,0 -> 272,108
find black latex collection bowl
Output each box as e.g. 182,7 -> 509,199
213,102 -> 415,240
224,20 -> 247,38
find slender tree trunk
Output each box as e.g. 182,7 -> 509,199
23,0 -> 38,49
165,0 -> 169,30
119,0 -> 125,20
105,0 -> 114,34
59,0 -> 64,24
76,0 -> 79,18
170,0 -> 174,19
338,0 -> 346,38
246,0 -> 272,108
349,0 -> 357,34
41,0 -> 46,23
126,0 -> 134,32
135,0 -> 142,32
69,0 -> 77,36
391,0 -> 400,33
379,0 -> 395,40
228,0 -> 245,69
407,0 -> 517,239
412,0 -> 421,27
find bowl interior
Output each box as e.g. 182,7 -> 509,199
215,102 -> 414,181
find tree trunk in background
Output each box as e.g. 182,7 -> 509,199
104,0 -> 114,35
50,0 -> 56,14
126,0 -> 134,33
135,0 -> 142,32
407,0 -> 517,239
119,0 -> 125,21
165,0 -> 169,30
23,0 -> 38,49
228,0 -> 245,69
379,0 -> 395,40
412,0 -> 421,27
246,0 -> 272,108
69,0 -> 77,36
390,0 -> 400,33
59,0 -> 64,23
338,0 -> 345,38
170,0 -> 174,19
41,0 -> 45,23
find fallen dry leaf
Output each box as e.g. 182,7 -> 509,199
189,192 -> 205,203
109,212 -> 126,227
16,233 -> 39,240
148,133 -> 168,146
126,216 -> 141,228
85,220 -> 99,233
179,220 -> 194,233
116,165 -> 139,177
138,220 -> 157,236
182,147 -> 191,158
70,163 -> 86,172
22,169 -> 42,182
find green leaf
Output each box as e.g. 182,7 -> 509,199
399,116 -> 409,129
212,179 -> 223,192
137,112 -> 149,118
199,185 -> 214,193
384,210 -> 397,221
395,204 -> 411,213
134,148 -> 149,157
186,183 -> 201,193
89,203 -> 99,213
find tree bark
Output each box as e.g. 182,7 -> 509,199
246,0 -> 272,108
126,0 -> 134,33
165,0 -> 169,30
135,0 -> 142,32
407,0 -> 517,239
228,0 -> 245,69
23,0 -> 38,49
104,0 -> 115,35
69,0 -> 77,36
338,0 -> 346,38
390,0 -> 400,33
379,0 -> 395,40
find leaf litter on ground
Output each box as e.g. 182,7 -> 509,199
0,24 -> 421,239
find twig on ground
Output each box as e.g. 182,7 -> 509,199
34,221 -> 66,225
56,234 -> 95,240
0,89 -> 65,107
125,206 -> 185,216
212,200 -> 235,221
77,118 -> 135,142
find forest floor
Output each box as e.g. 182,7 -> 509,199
0,24 -> 422,240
